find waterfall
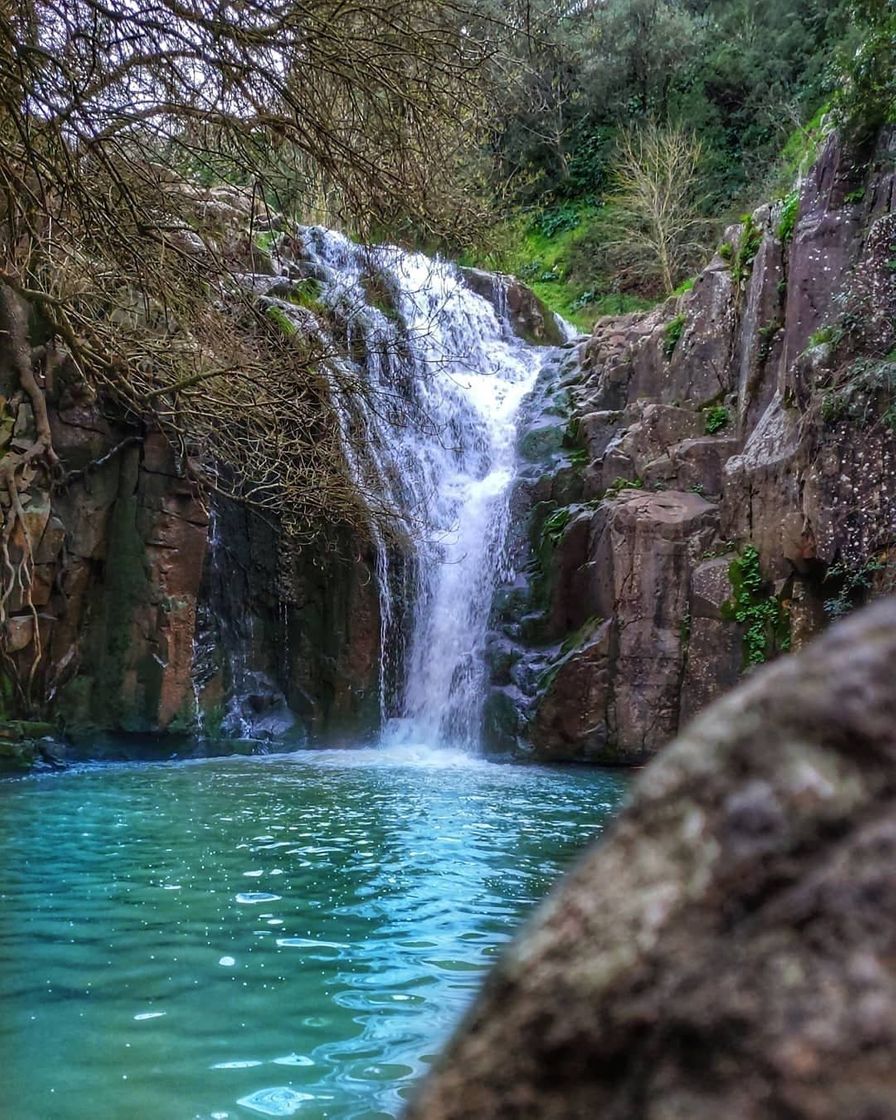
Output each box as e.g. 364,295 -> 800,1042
259,229 -> 562,749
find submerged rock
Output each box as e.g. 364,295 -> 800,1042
406,599 -> 896,1120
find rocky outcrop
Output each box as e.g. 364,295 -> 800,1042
460,267 -> 569,345
491,127 -> 896,762
407,599 -> 896,1120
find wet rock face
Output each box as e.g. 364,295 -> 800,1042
5,393 -> 211,735
504,127 -> 896,763
460,267 -> 568,346
407,601 -> 896,1120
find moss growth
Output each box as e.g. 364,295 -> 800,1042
265,304 -> 299,337
722,546 -> 791,666
286,278 -> 324,313
663,314 -> 687,358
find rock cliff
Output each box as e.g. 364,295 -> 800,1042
486,128 -> 896,763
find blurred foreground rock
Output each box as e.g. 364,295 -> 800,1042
408,599 -> 896,1120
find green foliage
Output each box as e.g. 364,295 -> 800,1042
718,242 -> 734,262
603,476 -> 645,499
823,556 -> 886,618
704,406 -> 730,435
536,204 -> 582,238
663,314 -> 687,358
672,277 -> 696,296
462,201 -> 656,329
265,304 -> 299,337
777,102 -> 834,186
723,546 -> 791,666
541,507 -> 571,548
254,229 -> 277,253
286,279 -> 324,313
820,356 -> 896,427
560,616 -> 603,655
777,190 -> 801,243
834,0 -> 896,139
808,324 -> 841,348
731,214 -> 763,286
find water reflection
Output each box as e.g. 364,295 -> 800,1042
0,747 -> 627,1119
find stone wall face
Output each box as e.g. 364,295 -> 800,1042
1,341 -> 382,752
489,129 -> 896,763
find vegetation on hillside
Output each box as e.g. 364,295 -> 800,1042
465,0 -> 896,325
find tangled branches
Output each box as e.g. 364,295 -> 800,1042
0,0 -> 495,696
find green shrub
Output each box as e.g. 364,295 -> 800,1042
704,405 -> 730,434
722,546 -> 791,666
823,557 -> 886,618
777,190 -> 800,243
663,314 -> 687,358
731,214 -> 763,286
808,324 -> 840,348
537,205 -> 582,239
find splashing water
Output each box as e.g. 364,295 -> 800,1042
287,229 -> 562,748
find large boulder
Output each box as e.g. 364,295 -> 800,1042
407,599 -> 896,1120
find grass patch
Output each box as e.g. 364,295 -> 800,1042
460,200 -> 657,331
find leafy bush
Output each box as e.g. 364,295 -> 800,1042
834,0 -> 896,139
704,406 -> 730,434
541,507 -> 572,547
731,213 -> 763,286
823,557 -> 886,618
537,205 -> 582,239
777,190 -> 800,243
722,547 -> 791,666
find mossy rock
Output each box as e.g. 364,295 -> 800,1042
518,421 -> 567,463
0,739 -> 40,772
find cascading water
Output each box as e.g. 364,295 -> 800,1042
258,229 -> 568,749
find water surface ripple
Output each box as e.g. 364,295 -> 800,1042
0,747 -> 627,1119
